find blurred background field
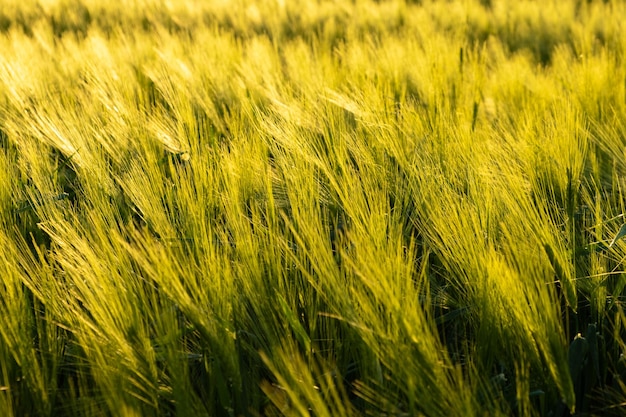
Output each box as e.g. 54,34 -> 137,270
1,0 -> 626,415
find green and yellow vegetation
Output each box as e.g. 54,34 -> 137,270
1,0 -> 626,415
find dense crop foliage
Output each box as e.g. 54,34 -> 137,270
1,0 -> 626,415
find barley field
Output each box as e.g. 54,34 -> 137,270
1,0 -> 626,416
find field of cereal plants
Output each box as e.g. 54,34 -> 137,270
1,0 -> 626,415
